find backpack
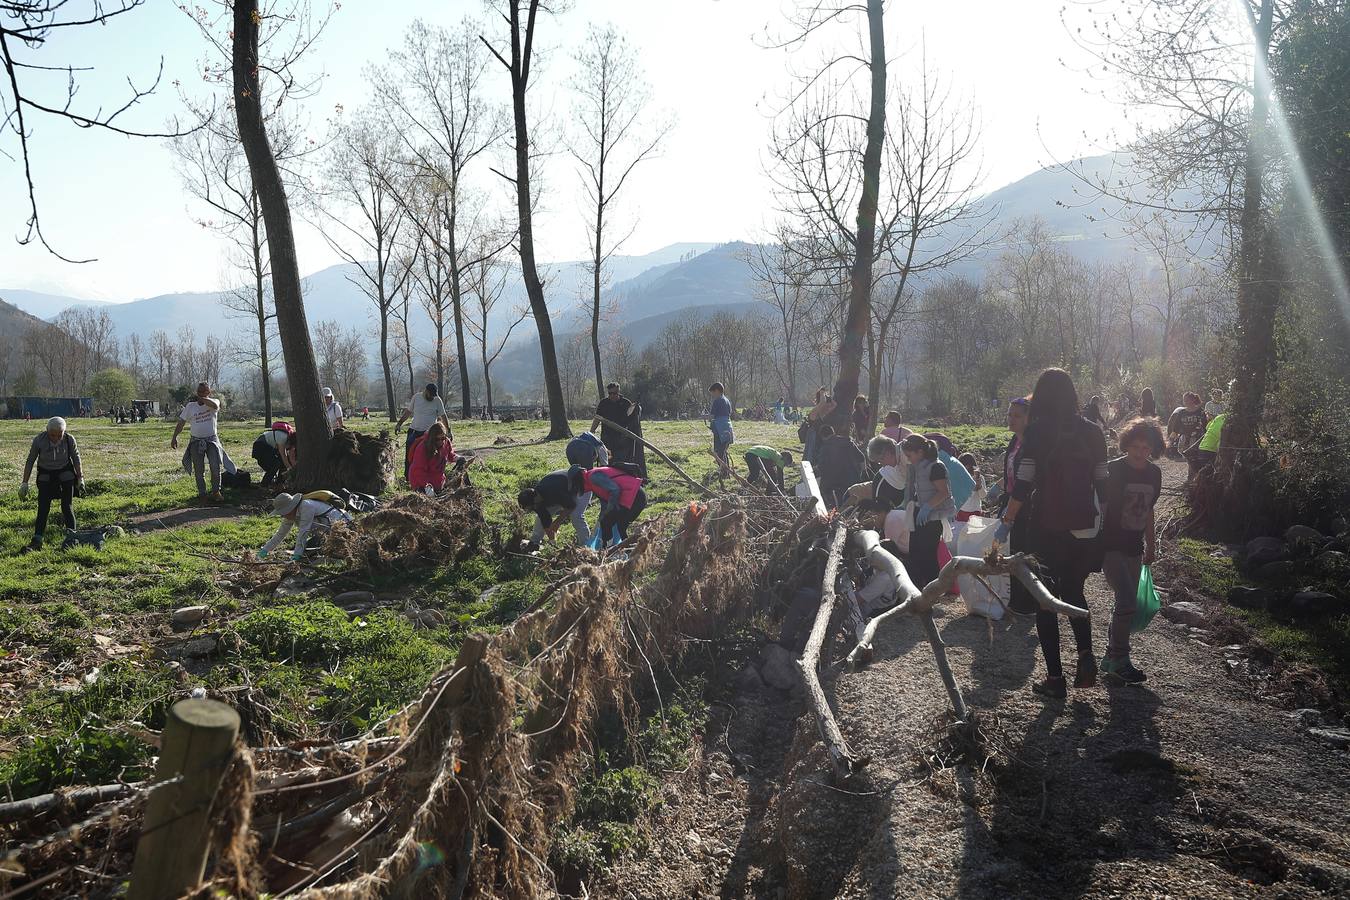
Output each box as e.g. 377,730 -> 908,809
937,450 -> 976,511
221,470 -> 253,489
303,489 -> 346,510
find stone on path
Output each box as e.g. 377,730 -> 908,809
1226,586 -> 1270,611
172,605 -> 209,627
1159,600 -> 1208,628
759,643 -> 800,692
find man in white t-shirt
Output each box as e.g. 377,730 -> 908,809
171,382 -> 225,500
395,383 -> 451,480
322,387 -> 344,430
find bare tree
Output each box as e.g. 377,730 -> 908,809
375,17 -> 509,417
172,110 -> 309,423
320,114 -> 413,419
481,0 -> 571,440
569,23 -> 669,399
745,235 -> 813,402
2,1 -> 190,261
464,237 -> 529,418
314,319 -> 365,408
231,0 -> 334,488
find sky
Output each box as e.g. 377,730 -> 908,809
0,0 -> 1137,302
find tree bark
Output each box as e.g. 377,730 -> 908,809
446,198 -> 472,419
505,0 -> 570,439
1222,0 -> 1278,469
253,214 -> 272,424
830,0 -> 885,431
591,181 -> 605,401
233,0 -> 329,487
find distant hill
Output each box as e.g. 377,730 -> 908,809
0,290 -> 110,322
0,152 -> 1214,395
0,295 -> 54,340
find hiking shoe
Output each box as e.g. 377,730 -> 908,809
20,537 -> 41,554
1102,656 -> 1147,684
210,491 -> 225,502
1032,676 -> 1067,699
1074,655 -> 1098,689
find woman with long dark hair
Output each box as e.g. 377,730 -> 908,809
998,368 -> 1108,698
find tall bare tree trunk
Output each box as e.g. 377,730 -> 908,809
1222,0 -> 1278,469
830,0 -> 885,429
252,220 -> 272,424
501,0 -> 570,439
591,197 -> 605,400
233,0 -> 329,486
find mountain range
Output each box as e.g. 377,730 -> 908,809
0,152 -> 1202,394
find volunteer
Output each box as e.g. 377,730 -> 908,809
19,417 -> 83,552
396,384 -> 452,480
170,382 -> 229,501
258,492 -> 352,561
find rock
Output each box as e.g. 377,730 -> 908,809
1288,708 -> 1323,728
1284,524 -> 1327,546
416,609 -> 446,628
1159,601 -> 1207,628
1307,727 -> 1350,750
1255,560 -> 1297,581
1244,536 -> 1288,568
685,829 -> 702,851
333,590 -> 375,607
1226,586 -> 1271,611
1270,590 -> 1340,620
103,525 -> 125,540
172,605 -> 209,627
1316,550 -> 1348,573
759,643 -> 801,692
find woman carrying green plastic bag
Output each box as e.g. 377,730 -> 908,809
1099,418 -> 1166,684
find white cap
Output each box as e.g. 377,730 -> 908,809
47,416 -> 66,432
322,387 -> 334,397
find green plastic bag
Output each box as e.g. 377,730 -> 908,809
1131,564 -> 1160,633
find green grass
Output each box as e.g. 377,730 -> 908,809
0,415 -> 1005,798
1174,538 -> 1350,696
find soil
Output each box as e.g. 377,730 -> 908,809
122,503 -> 257,531
600,458 -> 1350,898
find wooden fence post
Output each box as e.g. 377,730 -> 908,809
127,698 -> 240,900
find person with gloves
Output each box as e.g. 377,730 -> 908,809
900,433 -> 954,588
257,492 -> 352,561
20,417 -> 83,552
408,423 -> 457,496
395,384 -> 451,481
568,464 -> 646,545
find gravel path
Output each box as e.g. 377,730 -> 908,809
601,458 -> 1350,899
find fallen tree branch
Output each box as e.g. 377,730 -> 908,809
847,532 -> 1088,671
796,522 -> 865,780
591,415 -> 714,497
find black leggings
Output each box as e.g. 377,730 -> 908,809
907,520 -> 944,588
1033,532 -> 1094,678
600,489 -> 648,542
35,471 -> 76,538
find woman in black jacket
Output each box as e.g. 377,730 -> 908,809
998,369 -> 1108,698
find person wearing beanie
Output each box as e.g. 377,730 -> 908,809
20,417 -> 83,552
258,492 -> 352,561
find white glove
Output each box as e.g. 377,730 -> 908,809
18,482 -> 29,500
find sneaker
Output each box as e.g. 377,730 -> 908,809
20,537 -> 41,554
1032,676 -> 1067,699
1074,655 -> 1098,689
1102,656 -> 1147,684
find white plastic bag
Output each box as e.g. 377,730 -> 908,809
956,514 -> 1007,620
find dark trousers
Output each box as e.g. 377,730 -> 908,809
600,489 -> 648,541
907,520 -> 943,588
252,437 -> 284,485
1007,512 -> 1036,614
35,470 -> 76,538
744,453 -> 784,489
404,429 -> 425,480
1032,530 -> 1095,678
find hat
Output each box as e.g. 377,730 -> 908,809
271,493 -> 304,516
47,416 -> 66,432
322,387 -> 333,398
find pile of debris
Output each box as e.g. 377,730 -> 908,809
323,486 -> 487,573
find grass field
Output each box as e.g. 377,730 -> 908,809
0,415 -> 1005,799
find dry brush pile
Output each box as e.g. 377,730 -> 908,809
1,490 -> 825,898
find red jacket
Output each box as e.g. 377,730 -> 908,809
409,434 -> 456,490
582,466 -> 643,509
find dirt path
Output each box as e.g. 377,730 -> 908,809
602,458 -> 1350,898
123,504 -> 258,532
